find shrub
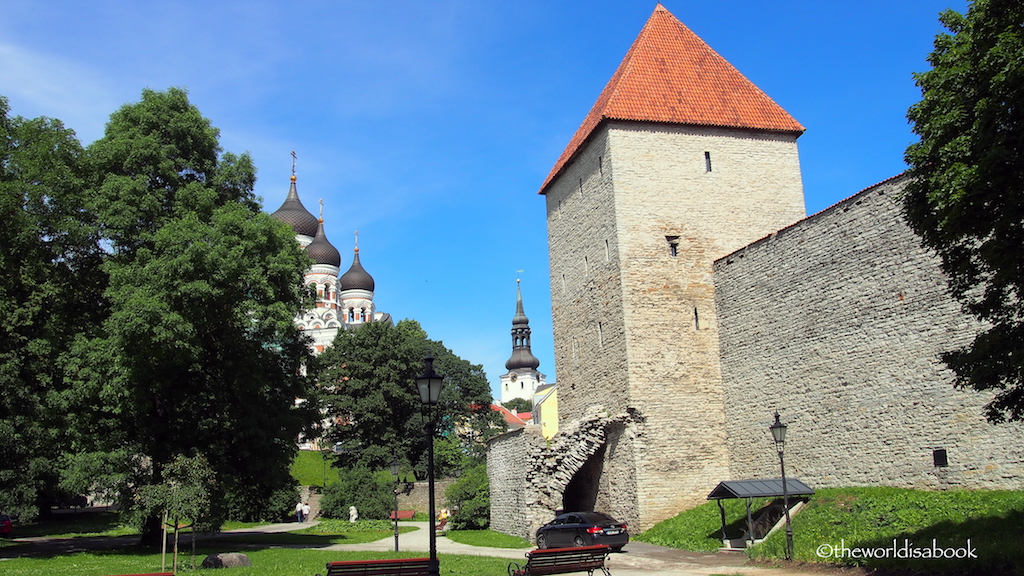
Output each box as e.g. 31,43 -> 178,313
445,464 -> 489,529
319,467 -> 392,520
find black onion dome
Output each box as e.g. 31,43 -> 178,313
270,176 -> 319,237
340,248 -> 375,291
506,348 -> 541,371
306,219 -> 341,267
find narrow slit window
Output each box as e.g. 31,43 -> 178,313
579,177 -> 583,197
598,156 -> 603,175
694,307 -> 700,330
597,322 -> 604,348
704,151 -> 712,172
604,239 -> 610,262
584,255 -> 589,276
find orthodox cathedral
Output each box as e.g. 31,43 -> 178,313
269,164 -> 391,353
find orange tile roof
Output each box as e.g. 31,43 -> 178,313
539,4 -> 804,194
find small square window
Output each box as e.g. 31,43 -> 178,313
933,449 -> 949,467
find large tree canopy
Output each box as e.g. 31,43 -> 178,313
316,319 -> 503,477
903,0 -> 1024,422
0,88 -> 319,529
71,88 -> 319,529
0,98 -> 104,520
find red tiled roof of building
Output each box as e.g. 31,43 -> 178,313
491,404 -> 529,428
539,3 -> 804,194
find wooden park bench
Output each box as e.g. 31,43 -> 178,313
317,557 -> 432,576
388,510 -> 416,520
507,545 -> 611,576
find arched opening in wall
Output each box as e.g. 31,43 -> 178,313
562,443 -> 606,513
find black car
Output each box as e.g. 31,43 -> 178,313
535,511 -> 628,550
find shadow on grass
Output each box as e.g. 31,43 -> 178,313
845,510 -> 1024,575
0,528 -> 398,561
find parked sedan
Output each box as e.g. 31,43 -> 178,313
535,511 -> 628,550
0,514 -> 12,537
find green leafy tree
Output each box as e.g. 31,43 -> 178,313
445,463 -> 490,529
61,88 -> 319,541
903,0 -> 1024,422
318,467 -> 393,520
0,97 -> 105,520
502,397 -> 533,414
138,454 -> 216,572
316,319 -> 503,477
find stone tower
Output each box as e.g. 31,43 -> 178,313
500,279 -> 546,406
541,4 -> 806,529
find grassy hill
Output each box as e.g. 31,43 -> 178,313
290,449 -> 340,487
636,486 -> 1024,573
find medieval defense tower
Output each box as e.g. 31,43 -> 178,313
489,4 -> 1024,541
541,4 -> 805,528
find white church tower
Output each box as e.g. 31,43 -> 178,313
500,280 -> 546,405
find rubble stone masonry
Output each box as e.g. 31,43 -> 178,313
715,175 -> 1024,488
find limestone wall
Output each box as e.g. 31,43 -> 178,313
487,426 -> 547,540
715,175 -> 1024,489
609,122 -> 806,527
544,120 -> 807,530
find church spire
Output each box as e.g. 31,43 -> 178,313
506,279 -> 541,370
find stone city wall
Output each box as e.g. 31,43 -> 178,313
714,175 -> 1024,489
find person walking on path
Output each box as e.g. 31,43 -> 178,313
295,501 -> 304,523
302,502 -> 311,522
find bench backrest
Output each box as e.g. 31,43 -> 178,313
524,546 -> 609,575
325,557 -> 432,576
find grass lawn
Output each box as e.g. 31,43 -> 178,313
290,449 -> 340,487
444,529 -> 531,549
637,486 -> 1024,573
0,548 -> 511,576
2,511 -> 138,543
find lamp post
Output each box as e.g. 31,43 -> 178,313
415,352 -> 444,576
770,411 -> 794,561
391,456 -> 401,552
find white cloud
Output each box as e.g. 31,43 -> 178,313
0,42 -> 119,143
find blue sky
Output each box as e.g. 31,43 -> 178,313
0,1 -> 966,399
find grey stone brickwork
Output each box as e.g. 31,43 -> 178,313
542,121 -> 806,531
715,175 -> 1024,488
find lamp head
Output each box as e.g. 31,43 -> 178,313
416,351 -> 444,405
770,411 -> 787,450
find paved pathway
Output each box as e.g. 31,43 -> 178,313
7,520 -> 823,576
215,521 -> 820,576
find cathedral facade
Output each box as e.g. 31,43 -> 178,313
270,171 -> 389,354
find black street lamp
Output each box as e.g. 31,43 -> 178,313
415,352 -> 444,576
391,456 -> 401,552
770,411 -> 794,561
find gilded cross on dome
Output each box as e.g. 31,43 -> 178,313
318,198 -> 324,219
291,151 -> 297,175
